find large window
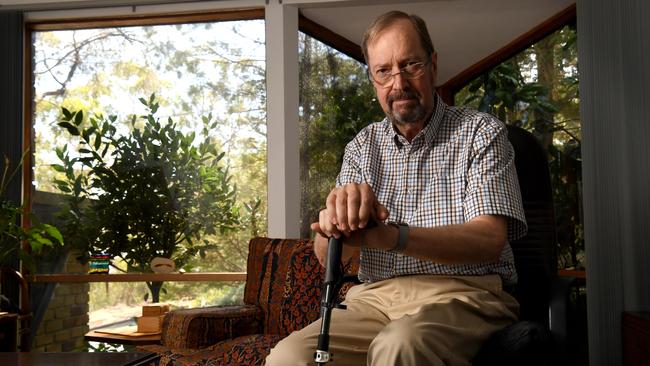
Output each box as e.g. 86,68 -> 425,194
28,14 -> 266,351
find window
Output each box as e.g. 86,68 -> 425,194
298,32 -> 384,237
28,13 -> 266,352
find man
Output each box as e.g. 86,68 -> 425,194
266,10 -> 527,366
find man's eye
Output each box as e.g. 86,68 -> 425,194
375,69 -> 389,78
405,62 -> 420,70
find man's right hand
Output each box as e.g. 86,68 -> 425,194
311,183 -> 389,239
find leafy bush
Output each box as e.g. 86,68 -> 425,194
1,152 -> 62,272
53,94 -> 240,301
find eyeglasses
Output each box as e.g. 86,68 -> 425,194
368,61 -> 429,87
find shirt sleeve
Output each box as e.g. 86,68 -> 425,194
464,115 -> 528,240
336,133 -> 365,187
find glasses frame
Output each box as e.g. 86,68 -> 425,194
367,60 -> 430,88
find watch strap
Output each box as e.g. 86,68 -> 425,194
387,221 -> 409,253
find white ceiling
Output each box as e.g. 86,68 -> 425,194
1,0 -> 575,85
299,0 -> 575,85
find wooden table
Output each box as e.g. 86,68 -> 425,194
85,330 -> 162,346
0,352 -> 159,366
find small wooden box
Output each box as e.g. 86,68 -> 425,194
136,315 -> 165,333
142,304 -> 170,317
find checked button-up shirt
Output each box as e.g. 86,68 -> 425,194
337,94 -> 527,285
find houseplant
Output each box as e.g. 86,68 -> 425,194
53,94 -> 240,302
1,151 -> 63,273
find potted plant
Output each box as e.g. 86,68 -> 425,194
53,94 -> 240,302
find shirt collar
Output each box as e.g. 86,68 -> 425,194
383,92 -> 446,148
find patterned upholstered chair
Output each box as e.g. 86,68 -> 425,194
140,237 -> 358,366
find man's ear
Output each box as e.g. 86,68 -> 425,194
429,52 -> 438,85
430,52 -> 438,74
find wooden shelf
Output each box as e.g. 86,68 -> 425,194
29,272 -> 247,283
558,269 -> 586,279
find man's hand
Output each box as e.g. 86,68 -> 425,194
311,183 -> 389,239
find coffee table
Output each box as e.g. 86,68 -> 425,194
85,330 -> 161,346
0,352 -> 159,366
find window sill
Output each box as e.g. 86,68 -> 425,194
29,272 -> 247,283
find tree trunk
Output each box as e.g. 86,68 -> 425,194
147,281 -> 163,303
535,36 -> 556,152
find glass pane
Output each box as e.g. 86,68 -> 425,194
31,20 -> 266,274
298,32 -> 384,237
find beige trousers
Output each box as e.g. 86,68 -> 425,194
265,274 -> 519,366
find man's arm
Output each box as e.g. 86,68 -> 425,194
349,214 -> 508,264
311,183 -> 508,266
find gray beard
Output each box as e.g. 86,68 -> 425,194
388,103 -> 428,125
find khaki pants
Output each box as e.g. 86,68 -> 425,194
265,274 -> 519,366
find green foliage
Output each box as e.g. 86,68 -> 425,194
53,94 -> 241,300
0,152 -> 63,272
298,33 -> 384,237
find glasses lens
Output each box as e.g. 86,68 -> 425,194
404,63 -> 424,79
370,61 -> 427,86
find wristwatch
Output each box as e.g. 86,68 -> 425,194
386,221 -> 409,253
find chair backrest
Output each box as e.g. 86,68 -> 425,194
506,125 -> 557,324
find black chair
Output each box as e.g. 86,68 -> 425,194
473,125 -> 575,366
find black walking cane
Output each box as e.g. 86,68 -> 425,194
314,222 -> 375,365
314,234 -> 345,365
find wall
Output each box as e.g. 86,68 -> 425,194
32,257 -> 89,352
578,1 -> 650,365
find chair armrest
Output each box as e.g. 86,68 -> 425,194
161,304 -> 263,350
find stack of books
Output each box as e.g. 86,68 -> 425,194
136,304 -> 170,333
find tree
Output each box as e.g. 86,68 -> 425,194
53,95 -> 240,302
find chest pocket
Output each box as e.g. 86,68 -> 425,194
412,174 -> 467,227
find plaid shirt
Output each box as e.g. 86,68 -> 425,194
337,95 -> 527,285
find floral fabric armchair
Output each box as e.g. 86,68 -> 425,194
140,237 -> 358,366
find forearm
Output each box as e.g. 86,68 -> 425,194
363,215 -> 508,265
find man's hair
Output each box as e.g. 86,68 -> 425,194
361,11 -> 435,64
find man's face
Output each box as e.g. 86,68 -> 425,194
366,20 -> 437,126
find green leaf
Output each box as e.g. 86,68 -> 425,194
41,224 -> 64,245
51,164 -> 65,173
61,107 -> 73,120
58,121 -> 80,136
74,110 -> 84,126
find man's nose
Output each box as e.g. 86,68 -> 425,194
391,71 -> 409,90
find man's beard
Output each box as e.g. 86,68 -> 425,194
386,90 -> 427,125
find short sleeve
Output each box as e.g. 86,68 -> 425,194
464,116 -> 528,240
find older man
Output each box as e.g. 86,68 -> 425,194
266,10 -> 527,366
